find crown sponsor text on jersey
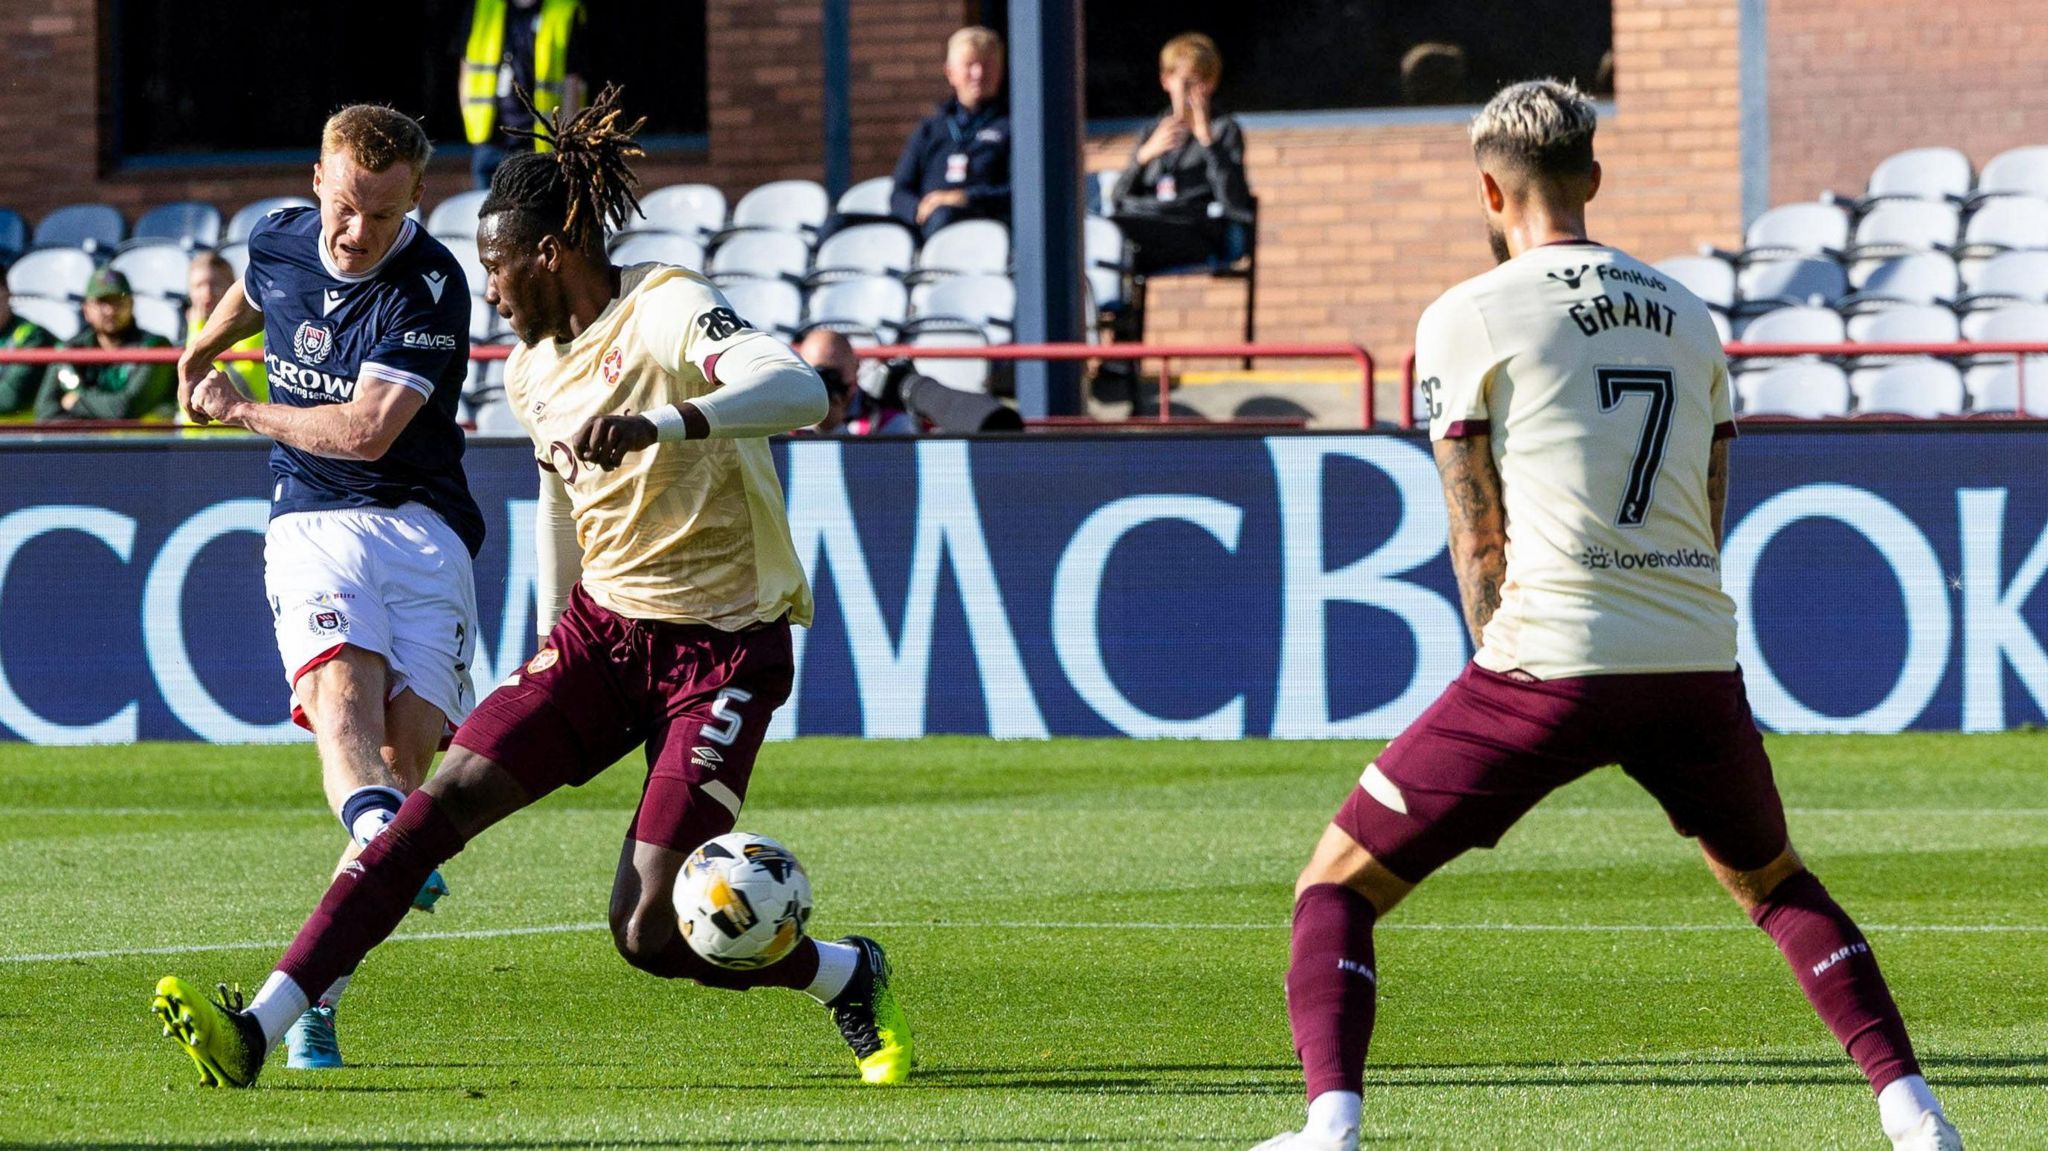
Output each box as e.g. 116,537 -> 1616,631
266,354 -> 356,401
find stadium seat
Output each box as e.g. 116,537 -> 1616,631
1084,216 -> 1133,316
910,219 -> 1009,285
1845,200 -> 1959,262
110,241 -> 195,300
1736,362 -> 1851,417
1954,196 -> 2048,282
1850,358 -> 1965,417
216,241 -> 249,280
469,293 -> 503,342
1860,146 -> 1972,207
127,201 -> 220,251
1710,309 -> 1734,345
638,183 -> 728,243
804,275 -> 909,342
805,222 -> 915,287
911,327 -> 994,394
1732,305 -> 1843,375
1962,362 -> 2048,415
442,236 -> 488,296
725,179 -> 830,241
1967,145 -> 2048,207
707,230 -> 810,285
6,247 -> 95,299
1737,201 -> 1849,262
1736,256 -> 1848,315
1956,250 -> 2048,311
33,203 -> 124,254
1841,252 -> 1959,311
835,176 -> 894,220
1960,300 -> 2048,345
608,229 -> 706,269
1654,254 -> 1736,312
9,296 -> 79,341
427,190 -> 488,240
908,273 -> 1014,343
1957,306 -> 2048,398
0,208 -> 26,265
717,277 -> 803,339
131,295 -> 184,343
225,196 -> 314,244
1845,302 -> 1959,347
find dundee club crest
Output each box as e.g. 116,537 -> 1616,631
293,321 -> 335,365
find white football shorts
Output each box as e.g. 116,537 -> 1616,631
264,502 -> 480,730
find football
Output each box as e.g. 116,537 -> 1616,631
674,832 -> 813,970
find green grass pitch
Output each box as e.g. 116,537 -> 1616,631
0,735 -> 2042,1148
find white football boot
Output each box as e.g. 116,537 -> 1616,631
1247,1130 -> 1358,1151
1891,1111 -> 1963,1151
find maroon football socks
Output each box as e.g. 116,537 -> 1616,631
1286,883 -> 1380,1101
1750,869 -> 1921,1094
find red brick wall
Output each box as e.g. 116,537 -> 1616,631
1767,0 -> 2048,206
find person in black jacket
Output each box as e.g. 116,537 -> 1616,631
1109,32 -> 1253,273
889,26 -> 1010,239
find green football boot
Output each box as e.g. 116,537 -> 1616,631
827,935 -> 914,1085
151,976 -> 266,1088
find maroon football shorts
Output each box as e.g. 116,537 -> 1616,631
453,583 -> 795,853
1335,662 -> 1788,883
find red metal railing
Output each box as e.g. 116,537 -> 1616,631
1400,341 -> 2048,425
0,341 -> 1380,428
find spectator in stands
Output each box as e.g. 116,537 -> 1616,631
890,26 -> 1011,240
0,280 -> 57,419
185,251 -> 267,408
461,0 -> 588,189
798,328 -> 1022,435
1108,32 -> 1253,274
34,268 -> 176,422
800,329 -> 914,435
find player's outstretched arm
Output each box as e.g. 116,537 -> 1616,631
190,373 -> 426,461
177,278 -> 266,422
1433,435 -> 1508,651
567,340 -> 828,472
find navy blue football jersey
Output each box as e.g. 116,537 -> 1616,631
243,207 -> 485,556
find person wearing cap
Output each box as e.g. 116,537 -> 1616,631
34,267 -> 177,422
0,278 -> 58,419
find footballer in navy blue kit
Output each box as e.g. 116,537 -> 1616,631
168,105 -> 483,1076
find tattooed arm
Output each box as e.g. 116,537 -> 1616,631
1433,435 -> 1508,651
1707,437 -> 1731,550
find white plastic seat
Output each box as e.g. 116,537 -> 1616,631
1736,304 -> 1844,347
34,203 -> 125,253
1842,252 -> 1959,310
806,222 -> 915,285
1655,254 -> 1736,311
1957,250 -> 2048,310
441,236 -> 488,296
638,183 -> 729,242
1850,358 -> 1965,417
216,242 -> 249,280
1737,362 -> 1851,417
131,295 -> 184,343
225,196 -> 315,244
1740,202 -> 1850,262
708,231 -> 811,285
908,273 -> 1014,343
835,176 -> 894,219
717,277 -> 804,338
469,294 -> 503,342
1960,301 -> 2048,344
1085,216 -> 1133,313
1970,146 -> 2048,206
608,229 -> 706,269
427,190 -> 489,240
804,275 -> 909,341
1736,256 -> 1848,314
1845,303 -> 1959,346
728,179 -> 830,239
911,219 -> 1009,283
1862,147 -> 1972,206
128,201 -> 220,250
6,247 -> 95,299
1846,200 -> 1960,261
1963,362 -> 2048,414
110,241 -> 194,300
10,297 -> 80,341
1958,197 -> 2048,258
911,328 -> 993,394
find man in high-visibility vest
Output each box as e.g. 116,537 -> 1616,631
461,0 -> 587,189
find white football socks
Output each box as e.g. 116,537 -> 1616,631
803,940 -> 861,1004
1306,1089 -> 1361,1142
317,972 -> 352,1009
246,970 -> 311,1050
1877,1075 -> 1944,1139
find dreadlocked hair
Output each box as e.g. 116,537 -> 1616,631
480,83 -> 647,252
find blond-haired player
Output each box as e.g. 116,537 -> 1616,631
1254,81 -> 1958,1151
169,104 -> 480,1071
150,87 -> 911,1091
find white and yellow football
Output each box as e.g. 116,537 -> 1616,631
674,832 -> 813,970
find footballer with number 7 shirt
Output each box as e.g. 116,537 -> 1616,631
1254,82 -> 1958,1151
152,87 -> 913,1090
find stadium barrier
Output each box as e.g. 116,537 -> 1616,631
1,426 -> 2044,743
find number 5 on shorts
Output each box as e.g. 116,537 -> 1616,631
703,687 -> 755,746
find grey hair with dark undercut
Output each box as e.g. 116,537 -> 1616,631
1469,79 -> 1597,178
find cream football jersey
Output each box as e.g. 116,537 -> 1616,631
1415,241 -> 1737,678
506,263 -> 813,630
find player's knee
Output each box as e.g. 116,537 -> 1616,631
610,909 -> 679,973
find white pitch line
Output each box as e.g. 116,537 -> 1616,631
6,918 -> 2045,964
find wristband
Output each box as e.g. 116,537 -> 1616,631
644,404 -> 691,442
